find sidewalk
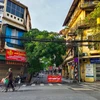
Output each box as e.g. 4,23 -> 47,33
81,81 -> 100,85
62,78 -> 74,83
62,78 -> 100,85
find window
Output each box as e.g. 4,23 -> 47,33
5,27 -> 24,46
16,5 -> 20,11
6,6 -> 10,13
7,0 -> 11,6
12,2 -> 16,9
19,13 -> 23,18
16,11 -> 19,17
11,8 -> 15,15
6,0 -> 24,18
21,7 -> 24,13
11,29 -> 18,44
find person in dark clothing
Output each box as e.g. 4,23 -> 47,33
5,68 -> 15,92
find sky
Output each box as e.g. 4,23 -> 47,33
19,0 -> 73,32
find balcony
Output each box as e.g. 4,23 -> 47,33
67,21 -> 89,36
76,20 -> 90,29
68,30 -> 76,37
80,1 -> 99,11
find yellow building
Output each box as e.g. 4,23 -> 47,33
61,0 -> 100,82
0,0 -> 31,79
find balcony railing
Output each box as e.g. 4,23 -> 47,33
80,1 -> 99,10
76,20 -> 90,29
68,20 -> 89,36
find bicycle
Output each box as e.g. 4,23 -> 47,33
0,77 -> 21,92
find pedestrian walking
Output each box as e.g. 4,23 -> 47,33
5,68 -> 15,92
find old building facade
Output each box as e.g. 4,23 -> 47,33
0,0 -> 31,79
61,0 -> 100,82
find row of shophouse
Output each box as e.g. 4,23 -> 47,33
0,0 -> 31,79
61,0 -> 100,82
1,0 -> 100,83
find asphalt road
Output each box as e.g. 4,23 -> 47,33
0,83 -> 100,100
1,73 -> 100,100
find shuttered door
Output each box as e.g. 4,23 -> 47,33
96,64 -> 100,81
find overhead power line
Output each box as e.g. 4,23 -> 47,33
0,35 -> 100,43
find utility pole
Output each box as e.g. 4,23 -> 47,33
77,43 -> 80,83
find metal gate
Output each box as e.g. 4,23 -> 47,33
96,64 -> 100,81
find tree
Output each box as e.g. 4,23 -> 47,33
23,28 -> 66,74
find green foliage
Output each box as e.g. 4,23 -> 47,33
84,2 -> 100,50
23,28 -> 66,74
85,2 -> 100,29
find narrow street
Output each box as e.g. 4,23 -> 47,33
0,0 -> 100,100
0,82 -> 100,100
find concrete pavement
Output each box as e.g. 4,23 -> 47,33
0,80 -> 100,100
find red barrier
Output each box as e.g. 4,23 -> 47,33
47,75 -> 62,83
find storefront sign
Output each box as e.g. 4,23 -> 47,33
74,58 -> 78,63
86,64 -> 94,77
47,75 -> 62,83
90,58 -> 100,63
6,49 -> 26,62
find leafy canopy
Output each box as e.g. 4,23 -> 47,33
23,28 -> 66,74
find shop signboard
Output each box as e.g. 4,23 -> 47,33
74,57 -> 78,63
6,49 -> 26,62
47,75 -> 62,83
90,58 -> 100,64
86,64 -> 94,77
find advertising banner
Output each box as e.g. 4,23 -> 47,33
6,49 -> 26,62
47,75 -> 62,83
86,64 -> 94,77
90,58 -> 100,64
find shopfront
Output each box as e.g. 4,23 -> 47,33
96,64 -> 100,81
90,58 -> 100,81
0,60 -> 27,79
82,57 -> 100,82
0,49 -> 27,80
